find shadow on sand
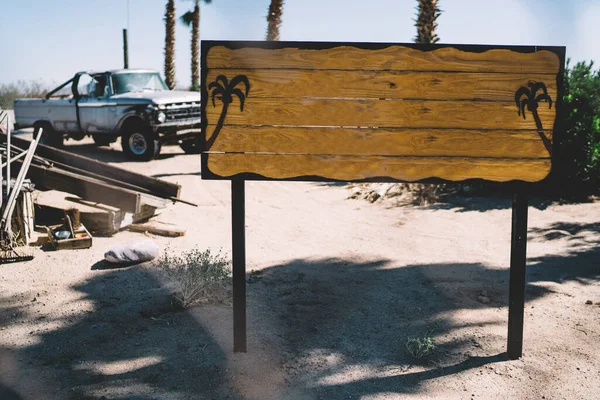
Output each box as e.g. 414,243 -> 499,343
245,226 -> 599,399
0,264 -> 239,399
0,219 -> 598,398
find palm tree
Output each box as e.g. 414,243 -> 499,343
266,0 -> 284,41
415,0 -> 441,44
515,81 -> 554,155
164,0 -> 176,89
206,74 -> 250,149
180,0 -> 212,91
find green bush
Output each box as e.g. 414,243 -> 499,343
405,336 -> 436,360
555,60 -> 600,197
0,80 -> 48,109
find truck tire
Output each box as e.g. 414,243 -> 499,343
92,134 -> 116,146
179,137 -> 202,154
121,124 -> 161,161
34,122 -> 64,148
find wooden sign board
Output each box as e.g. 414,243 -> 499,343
200,41 -> 566,358
201,41 -> 565,183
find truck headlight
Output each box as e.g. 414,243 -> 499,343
157,112 -> 167,123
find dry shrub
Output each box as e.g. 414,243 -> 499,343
348,183 -> 404,203
348,182 -> 461,206
409,183 -> 441,206
157,247 -> 231,308
0,80 -> 49,109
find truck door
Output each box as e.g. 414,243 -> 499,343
77,73 -> 117,133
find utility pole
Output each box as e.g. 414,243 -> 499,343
123,0 -> 130,69
123,29 -> 129,69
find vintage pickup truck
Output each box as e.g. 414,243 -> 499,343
14,69 -> 201,160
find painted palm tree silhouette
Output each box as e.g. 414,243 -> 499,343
206,75 -> 250,149
515,81 -> 553,156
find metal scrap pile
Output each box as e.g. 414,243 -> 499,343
0,109 -> 39,262
0,110 -> 189,261
4,132 -> 185,233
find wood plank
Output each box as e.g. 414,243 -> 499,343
41,158 -> 173,201
34,190 -> 160,235
6,135 -> 181,199
205,154 -> 551,182
206,69 -> 558,102
34,190 -> 125,235
127,222 -> 186,237
205,98 -> 556,130
207,126 -> 552,158
10,162 -> 142,213
206,45 -> 560,74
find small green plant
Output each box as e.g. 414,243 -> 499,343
156,247 -> 231,308
405,335 -> 436,360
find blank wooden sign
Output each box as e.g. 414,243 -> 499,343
201,41 -> 565,183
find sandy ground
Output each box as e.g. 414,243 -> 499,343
0,137 -> 599,399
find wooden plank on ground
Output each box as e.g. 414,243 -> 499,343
11,162 -> 142,213
5,135 -> 181,199
34,190 -> 126,235
127,222 -> 186,237
33,190 -> 160,234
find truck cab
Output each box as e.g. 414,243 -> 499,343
14,69 -> 201,161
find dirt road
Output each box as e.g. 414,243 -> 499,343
0,138 -> 599,399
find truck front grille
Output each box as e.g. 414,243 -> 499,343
164,102 -> 201,121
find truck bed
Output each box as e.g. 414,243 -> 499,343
14,98 -> 78,131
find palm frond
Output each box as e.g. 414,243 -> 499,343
530,82 -> 549,97
208,81 -> 223,91
515,87 -> 530,110
520,99 -> 528,119
229,75 -> 250,97
231,88 -> 246,111
216,75 -> 229,88
535,94 -> 553,108
180,10 -> 194,26
211,87 -> 223,107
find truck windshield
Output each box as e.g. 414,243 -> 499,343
112,72 -> 168,94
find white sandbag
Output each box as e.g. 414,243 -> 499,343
104,239 -> 159,264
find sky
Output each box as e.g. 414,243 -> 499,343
0,0 -> 599,88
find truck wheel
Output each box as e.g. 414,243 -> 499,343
179,137 -> 202,154
34,122 -> 64,148
121,127 -> 161,161
92,134 -> 116,146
